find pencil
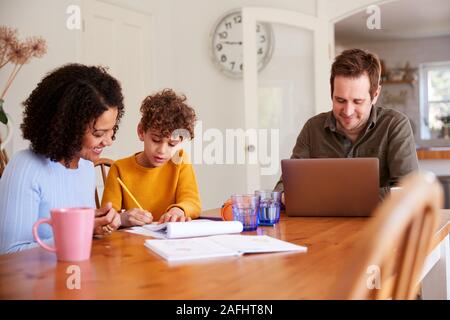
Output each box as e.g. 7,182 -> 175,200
116,177 -> 144,210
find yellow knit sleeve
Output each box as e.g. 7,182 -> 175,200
101,163 -> 123,212
166,152 -> 202,219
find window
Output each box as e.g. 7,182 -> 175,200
420,61 -> 450,141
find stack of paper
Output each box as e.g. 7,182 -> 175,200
145,235 -> 307,262
125,220 -> 244,239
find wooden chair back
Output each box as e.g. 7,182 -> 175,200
0,136 -> 8,178
332,172 -> 443,299
94,158 -> 114,209
0,148 -> 8,178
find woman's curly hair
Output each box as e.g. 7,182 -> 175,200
21,64 -> 124,165
140,89 -> 197,139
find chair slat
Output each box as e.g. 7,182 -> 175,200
94,158 -> 114,209
331,172 -> 442,300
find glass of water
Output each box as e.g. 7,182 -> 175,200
255,190 -> 281,226
231,194 -> 260,231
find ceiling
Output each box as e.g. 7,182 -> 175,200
335,0 -> 450,44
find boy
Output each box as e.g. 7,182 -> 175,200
101,89 -> 201,227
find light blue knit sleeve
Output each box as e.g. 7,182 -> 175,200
0,150 -> 96,254
0,150 -> 43,253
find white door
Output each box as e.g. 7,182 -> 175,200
242,6 -> 331,193
81,0 -> 153,161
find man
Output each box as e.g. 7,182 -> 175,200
274,49 -> 418,200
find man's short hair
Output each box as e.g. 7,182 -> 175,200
330,48 -> 381,100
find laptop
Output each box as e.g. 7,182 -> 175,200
281,158 -> 380,217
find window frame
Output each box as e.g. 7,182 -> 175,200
419,60 -> 450,146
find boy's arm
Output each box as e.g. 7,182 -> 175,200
101,163 -> 123,212
166,162 -> 202,219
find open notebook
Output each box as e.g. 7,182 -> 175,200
145,235 -> 307,262
125,220 -> 243,239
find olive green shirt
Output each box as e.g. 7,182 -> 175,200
274,106 -> 419,197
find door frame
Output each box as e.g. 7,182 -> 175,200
242,5 -> 330,193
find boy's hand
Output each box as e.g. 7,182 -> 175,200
121,208 -> 153,227
159,207 -> 191,223
94,202 -> 121,235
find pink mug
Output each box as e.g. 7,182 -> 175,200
33,207 -> 95,261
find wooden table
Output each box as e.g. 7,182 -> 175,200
0,209 -> 449,300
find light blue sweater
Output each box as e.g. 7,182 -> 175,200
0,149 -> 95,254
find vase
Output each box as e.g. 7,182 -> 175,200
0,99 -> 6,125
0,107 -> 13,151
0,118 -> 12,176
0,99 -> 12,175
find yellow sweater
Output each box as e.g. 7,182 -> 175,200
101,150 -> 201,220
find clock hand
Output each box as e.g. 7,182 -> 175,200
221,41 -> 243,45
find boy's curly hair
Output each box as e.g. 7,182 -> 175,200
140,89 -> 197,139
21,64 -> 124,165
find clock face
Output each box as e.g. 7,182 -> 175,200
211,9 -> 273,77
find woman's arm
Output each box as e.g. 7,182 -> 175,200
0,153 -> 42,253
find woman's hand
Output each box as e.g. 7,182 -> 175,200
120,208 -> 153,227
158,207 -> 191,223
94,202 -> 121,235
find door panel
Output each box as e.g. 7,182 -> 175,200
242,7 -> 329,192
81,0 -> 152,199
257,23 -> 315,190
82,0 -> 152,161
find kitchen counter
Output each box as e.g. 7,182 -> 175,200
417,147 -> 450,160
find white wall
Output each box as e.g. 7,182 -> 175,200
98,0 -> 175,88
326,0 -> 392,22
0,0 -> 81,155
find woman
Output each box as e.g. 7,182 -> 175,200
0,64 -> 124,254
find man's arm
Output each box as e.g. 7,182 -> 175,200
387,116 -> 419,186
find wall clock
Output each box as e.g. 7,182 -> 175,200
211,8 -> 274,78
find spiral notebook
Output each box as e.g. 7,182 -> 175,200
125,220 -> 244,239
145,235 -> 307,262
